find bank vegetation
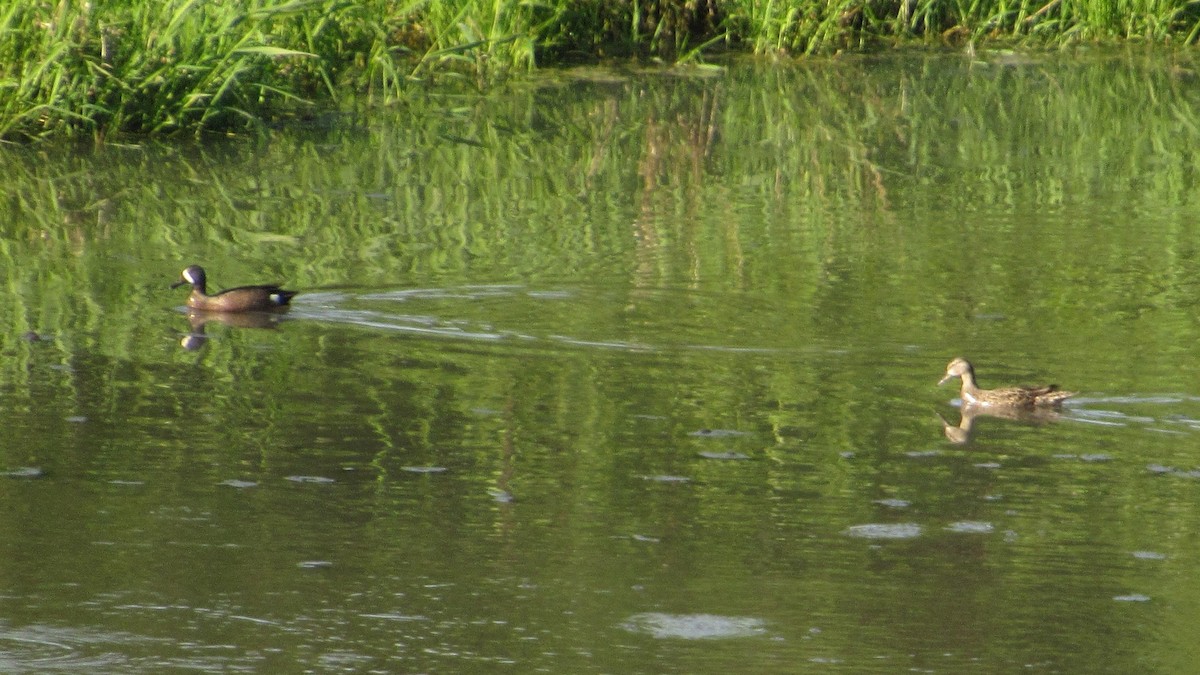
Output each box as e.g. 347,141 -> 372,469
2,0 -> 1199,141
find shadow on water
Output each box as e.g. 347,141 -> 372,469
936,404 -> 1067,445
936,392 -> 1200,452
178,309 -> 288,350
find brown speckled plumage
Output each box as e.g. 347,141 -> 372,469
938,357 -> 1074,408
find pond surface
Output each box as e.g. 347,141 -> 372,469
3,51 -> 1200,672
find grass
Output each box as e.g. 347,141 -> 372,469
3,0 -> 1200,141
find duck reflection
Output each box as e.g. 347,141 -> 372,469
937,404 -> 1065,445
179,309 -> 286,350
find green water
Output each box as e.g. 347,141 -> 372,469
3,51 -> 1200,672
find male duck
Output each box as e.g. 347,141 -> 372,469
938,357 -> 1074,408
172,265 -> 296,312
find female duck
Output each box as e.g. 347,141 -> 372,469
172,265 -> 296,312
938,357 -> 1074,408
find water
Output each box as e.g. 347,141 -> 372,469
3,51 -> 1200,672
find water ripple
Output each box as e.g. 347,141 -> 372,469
844,523 -> 922,539
620,613 -> 767,639
0,623 -> 152,672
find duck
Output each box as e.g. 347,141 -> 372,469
172,265 -> 296,312
938,357 -> 1074,408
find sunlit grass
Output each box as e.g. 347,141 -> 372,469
0,0 -> 347,140
723,0 -> 1200,53
3,1 -> 1200,141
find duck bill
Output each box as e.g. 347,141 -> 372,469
171,280 -> 188,289
937,373 -> 954,386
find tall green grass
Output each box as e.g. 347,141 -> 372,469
4,0 -> 1200,141
722,0 -> 1200,53
0,0 -> 347,140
